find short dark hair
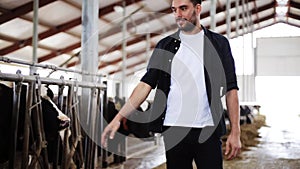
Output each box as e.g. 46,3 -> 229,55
190,0 -> 202,6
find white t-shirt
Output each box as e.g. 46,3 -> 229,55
164,31 -> 214,128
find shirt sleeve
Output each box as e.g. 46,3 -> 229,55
223,38 -> 239,92
140,43 -> 164,89
140,68 -> 159,89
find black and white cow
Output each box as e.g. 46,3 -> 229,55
239,105 -> 254,125
0,81 -> 70,165
223,105 -> 254,125
126,100 -> 153,139
100,99 -> 153,166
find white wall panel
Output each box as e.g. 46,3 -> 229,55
256,37 -> 300,76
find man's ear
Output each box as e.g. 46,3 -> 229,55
195,4 -> 202,15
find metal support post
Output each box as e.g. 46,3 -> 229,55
30,0 -> 38,75
81,1 -> 99,167
235,0 -> 239,36
210,0 -> 217,31
121,0 -> 127,98
226,0 -> 231,38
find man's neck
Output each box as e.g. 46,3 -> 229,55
181,24 -> 202,35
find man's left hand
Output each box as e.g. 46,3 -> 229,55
225,133 -> 242,160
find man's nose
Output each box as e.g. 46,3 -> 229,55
174,9 -> 182,18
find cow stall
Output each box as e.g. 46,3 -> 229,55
0,57 -> 108,169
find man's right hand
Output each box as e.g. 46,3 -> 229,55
101,119 -> 121,148
101,82 -> 152,148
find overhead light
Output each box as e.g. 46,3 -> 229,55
276,6 -> 288,14
114,5 -> 124,13
277,0 -> 288,6
276,0 -> 288,17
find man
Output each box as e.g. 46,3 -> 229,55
101,0 -> 241,168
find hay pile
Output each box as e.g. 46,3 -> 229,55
222,114 -> 266,153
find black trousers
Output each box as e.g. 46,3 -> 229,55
163,127 -> 223,169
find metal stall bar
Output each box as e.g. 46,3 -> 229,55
21,81 -> 34,169
74,82 -> 84,167
1,72 -> 106,168
64,84 -> 82,169
61,84 -> 70,169
28,76 -> 49,169
101,81 -> 109,168
0,57 -> 104,78
0,72 -> 106,89
21,0 -> 39,165
8,80 -> 22,169
95,83 -> 102,165
87,87 -> 99,169
53,78 -> 65,169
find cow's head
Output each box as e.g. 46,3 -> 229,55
41,85 -> 70,132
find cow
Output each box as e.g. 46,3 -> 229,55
239,105 -> 254,125
100,99 -> 154,167
223,105 -> 255,125
126,100 -> 153,139
0,81 -> 70,167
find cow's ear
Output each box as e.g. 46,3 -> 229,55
46,87 -> 54,100
41,85 -> 48,98
41,85 -> 54,100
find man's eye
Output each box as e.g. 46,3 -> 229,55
180,7 -> 187,11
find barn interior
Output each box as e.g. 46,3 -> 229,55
1,0 -> 300,168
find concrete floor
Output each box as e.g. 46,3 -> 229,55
108,113 -> 300,169
2,113 -> 299,169
223,125 -> 300,169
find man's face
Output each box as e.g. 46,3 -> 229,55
171,0 -> 200,32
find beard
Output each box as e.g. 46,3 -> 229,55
176,10 -> 198,32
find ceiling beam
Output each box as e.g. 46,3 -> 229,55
110,59 -> 147,75
30,0 -> 263,64
99,8 -> 171,39
209,1 -> 276,28
62,0 -> 82,10
54,1 -> 259,66
200,0 -> 256,18
284,20 -> 300,28
287,12 -> 300,20
99,0 -> 142,17
107,13 -> 277,75
0,6 -> 9,13
108,51 -> 152,75
0,34 -> 19,42
64,34 -> 149,68
38,43 -> 81,62
222,13 -> 276,38
0,0 -> 57,24
96,26 -> 176,70
0,18 -> 81,56
99,44 -> 155,70
289,1 -> 300,9
69,0 -> 275,70
0,0 -> 142,56
59,0 -> 261,65
81,0 -> 278,76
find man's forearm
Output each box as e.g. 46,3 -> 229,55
114,82 -> 152,122
226,89 -> 240,134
